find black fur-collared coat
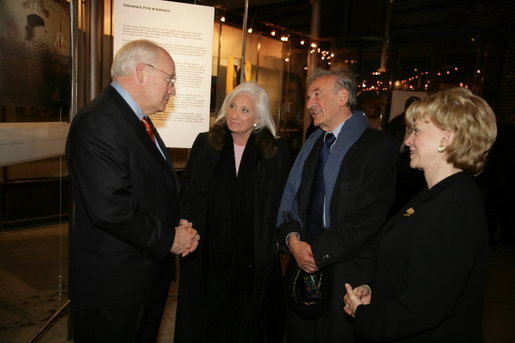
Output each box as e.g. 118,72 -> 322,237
174,125 -> 290,343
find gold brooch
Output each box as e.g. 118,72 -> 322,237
403,207 -> 415,217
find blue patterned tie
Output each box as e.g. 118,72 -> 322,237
306,132 -> 336,239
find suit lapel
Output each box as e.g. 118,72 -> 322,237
146,116 -> 177,172
298,135 -> 324,236
146,117 -> 180,189
380,187 -> 428,238
336,129 -> 364,173
106,86 -> 176,173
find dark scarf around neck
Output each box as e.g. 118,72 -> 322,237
276,111 -> 369,229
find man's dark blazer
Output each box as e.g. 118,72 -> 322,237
278,128 -> 398,341
66,86 -> 179,309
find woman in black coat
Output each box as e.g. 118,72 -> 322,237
174,82 -> 290,343
343,87 -> 497,342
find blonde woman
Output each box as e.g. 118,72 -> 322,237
344,87 -> 497,343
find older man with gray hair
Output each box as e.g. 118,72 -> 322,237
66,39 -> 199,342
277,68 -> 398,342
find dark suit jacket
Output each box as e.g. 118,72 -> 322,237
355,171 -> 488,342
66,86 -> 179,309
277,128 -> 398,338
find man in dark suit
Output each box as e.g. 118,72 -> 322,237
66,40 -> 199,343
277,68 -> 398,342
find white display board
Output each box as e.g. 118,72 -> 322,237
113,0 -> 214,148
0,123 -> 69,167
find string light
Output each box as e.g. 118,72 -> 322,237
215,9 -> 336,64
216,9 -> 472,85
214,9 -> 341,70
358,65 -> 473,93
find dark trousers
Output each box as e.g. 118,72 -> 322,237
285,267 -> 357,343
71,295 -> 167,343
286,304 -> 356,343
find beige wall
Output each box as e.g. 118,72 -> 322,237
0,123 -> 69,168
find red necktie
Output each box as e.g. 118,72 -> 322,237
141,117 -> 155,143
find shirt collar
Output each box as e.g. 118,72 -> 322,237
326,113 -> 352,139
111,81 -> 145,120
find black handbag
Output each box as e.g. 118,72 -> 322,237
284,259 -> 331,319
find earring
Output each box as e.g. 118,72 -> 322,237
253,123 -> 257,128
437,144 -> 445,153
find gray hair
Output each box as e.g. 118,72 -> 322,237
215,82 -> 277,137
111,40 -> 163,77
307,68 -> 358,108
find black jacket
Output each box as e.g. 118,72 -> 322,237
174,125 -> 290,343
277,128 -> 398,342
66,86 -> 179,309
355,171 -> 488,342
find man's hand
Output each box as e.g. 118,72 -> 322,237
288,234 -> 318,273
171,219 -> 199,257
181,219 -> 200,257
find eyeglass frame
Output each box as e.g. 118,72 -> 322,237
146,63 -> 177,87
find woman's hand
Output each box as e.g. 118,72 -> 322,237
343,283 -> 372,317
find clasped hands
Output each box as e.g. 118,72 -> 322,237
171,219 -> 200,257
287,235 -> 372,317
343,283 -> 372,317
